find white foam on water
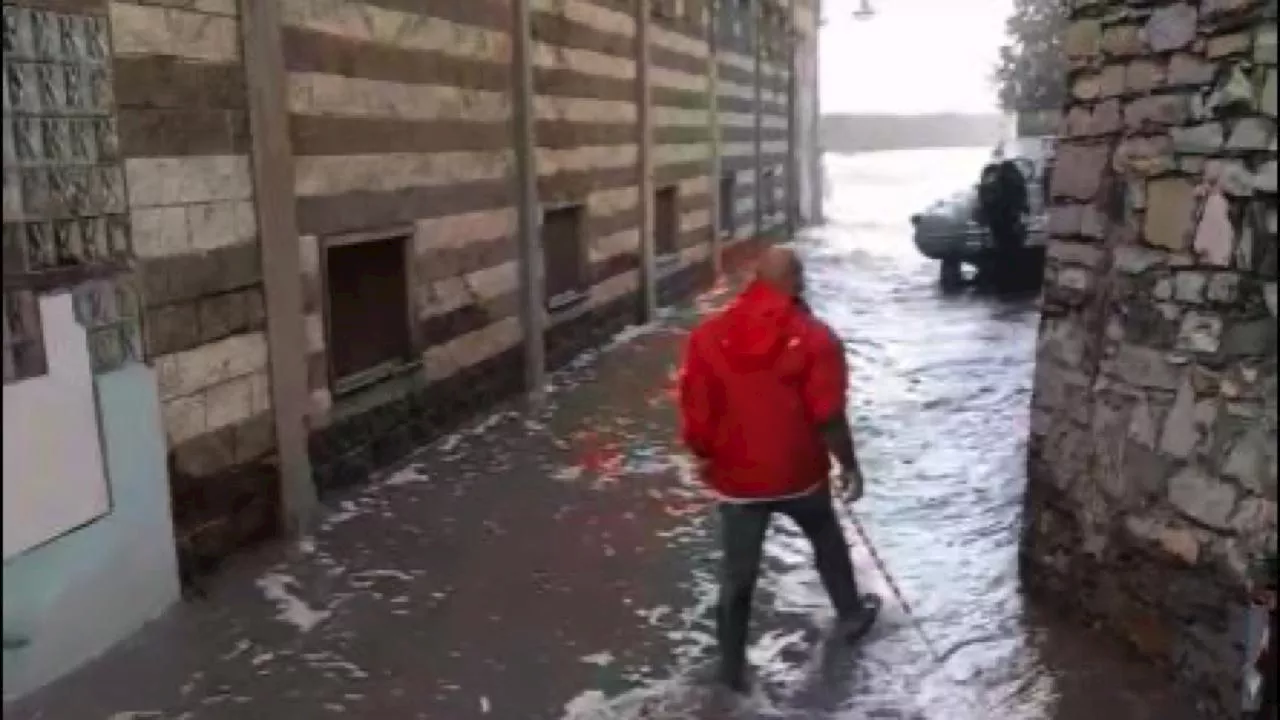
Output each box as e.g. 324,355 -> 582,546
580,651 -> 615,667
382,466 -> 430,487
255,572 -> 332,633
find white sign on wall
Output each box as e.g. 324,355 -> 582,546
3,292 -> 110,561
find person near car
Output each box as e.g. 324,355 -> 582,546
677,246 -> 879,694
975,159 -> 1030,288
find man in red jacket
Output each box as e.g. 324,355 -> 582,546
678,247 -> 879,693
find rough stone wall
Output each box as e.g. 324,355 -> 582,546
109,0 -> 278,571
1025,1 -> 1278,716
280,0 -> 525,493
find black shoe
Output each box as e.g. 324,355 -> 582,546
835,593 -> 882,644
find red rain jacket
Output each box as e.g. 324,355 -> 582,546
678,280 -> 847,501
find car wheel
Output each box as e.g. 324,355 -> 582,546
939,258 -> 963,289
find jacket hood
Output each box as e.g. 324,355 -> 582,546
711,280 -> 797,371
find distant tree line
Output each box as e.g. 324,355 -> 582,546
993,0 -> 1068,113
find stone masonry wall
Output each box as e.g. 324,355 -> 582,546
533,0 -> 650,370
280,0 -> 526,493
649,0 -> 716,307
1024,0 -> 1277,716
111,1 -> 279,573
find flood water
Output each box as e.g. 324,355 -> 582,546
5,149 -> 1205,720
566,148 -> 1200,720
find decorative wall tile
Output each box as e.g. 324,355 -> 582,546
74,277 -> 142,374
2,289 -> 47,384
3,6 -> 132,378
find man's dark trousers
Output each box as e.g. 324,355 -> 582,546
715,485 -> 861,685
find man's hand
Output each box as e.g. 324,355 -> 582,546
834,467 -> 864,502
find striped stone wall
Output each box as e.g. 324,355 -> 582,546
111,0 -> 279,570
650,2 -> 716,306
756,1 -> 791,233
715,0 -> 760,243
277,1 -> 526,492
534,0 -> 647,369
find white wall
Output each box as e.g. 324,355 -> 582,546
3,293 -> 111,561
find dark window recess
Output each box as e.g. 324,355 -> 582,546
656,185 -> 680,257
763,170 -> 776,217
324,232 -> 412,393
719,175 -> 736,237
543,205 -> 586,309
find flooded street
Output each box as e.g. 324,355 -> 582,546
8,149 -> 1203,720
566,148 -> 1200,720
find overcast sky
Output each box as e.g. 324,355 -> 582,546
819,0 -> 1014,115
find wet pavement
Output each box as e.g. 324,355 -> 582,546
8,149 -> 1203,720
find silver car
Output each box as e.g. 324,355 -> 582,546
911,153 -> 1049,286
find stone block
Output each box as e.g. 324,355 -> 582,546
1124,94 -> 1190,130
1227,117 -> 1275,150
1114,244 -> 1170,274
198,290 -> 251,343
109,3 -> 241,63
1066,100 -> 1123,137
1057,267 -> 1094,292
1073,73 -> 1104,102
205,375 -> 255,431
1128,397 -> 1164,449
1161,379 -> 1213,458
1176,311 -> 1224,353
189,201 -> 253,252
124,156 -> 252,208
1222,426 -> 1274,496
1145,4 -> 1198,52
1206,273 -> 1241,303
1144,178 -> 1196,251
1258,26 -> 1278,64
145,300 -> 201,357
1205,159 -> 1257,196
248,371 -> 271,414
1168,53 -> 1218,86
1066,18 -> 1104,61
1206,31 -> 1254,59
131,206 -> 190,258
1115,135 -> 1176,175
170,425 -> 236,479
162,393 -> 207,446
1053,143 -> 1111,201
155,330 -> 269,400
234,412 -> 276,464
1103,23 -> 1145,57
1048,240 -> 1106,268
1192,191 -> 1235,266
1126,58 -> 1166,93
1171,123 -> 1226,154
1174,271 -> 1208,303
1169,466 -> 1238,532
1221,317 -> 1277,356
1097,63 -> 1127,98
1107,343 -> 1184,390
1256,160 -> 1278,192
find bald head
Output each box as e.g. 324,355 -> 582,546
756,246 -> 803,298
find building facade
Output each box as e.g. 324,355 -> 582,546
1024,0 -> 1277,716
2,0 -> 819,697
